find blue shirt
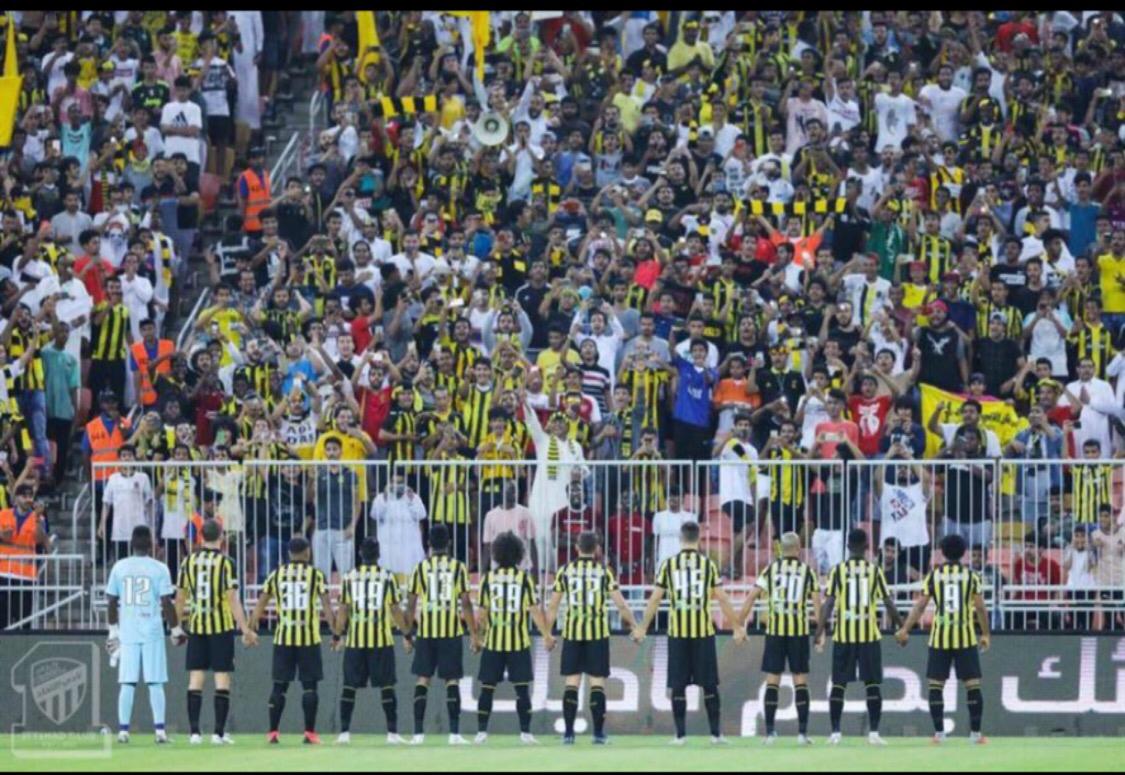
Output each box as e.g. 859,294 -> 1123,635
105,555 -> 174,644
1067,201 -> 1099,258
671,354 -> 716,427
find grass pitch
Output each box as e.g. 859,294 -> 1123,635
1,734 -> 1120,772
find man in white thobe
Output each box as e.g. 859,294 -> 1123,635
1060,357 -> 1117,456
231,11 -> 264,133
524,400 -> 587,574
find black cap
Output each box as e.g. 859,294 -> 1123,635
98,389 -> 119,404
248,146 -> 266,158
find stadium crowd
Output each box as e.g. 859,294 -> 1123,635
1,11 -> 1125,630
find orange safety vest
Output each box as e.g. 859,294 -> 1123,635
238,167 -> 271,232
131,339 -> 175,407
186,512 -> 225,548
0,508 -> 41,580
86,414 -> 128,481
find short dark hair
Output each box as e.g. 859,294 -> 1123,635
429,523 -> 450,553
492,531 -> 525,569
201,519 -> 223,543
577,531 -> 599,555
131,525 -> 153,554
288,536 -> 310,556
360,538 -> 379,564
680,521 -> 701,543
940,533 -> 967,562
847,528 -> 869,552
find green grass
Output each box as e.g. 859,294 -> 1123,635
0,735 -> 1121,772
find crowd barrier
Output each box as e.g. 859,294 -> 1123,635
71,457 -> 1125,634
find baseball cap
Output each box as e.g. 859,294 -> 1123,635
969,372 -> 986,383
644,208 -> 663,223
929,300 -> 949,314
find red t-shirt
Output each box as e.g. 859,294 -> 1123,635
74,255 -> 115,305
635,259 -> 662,289
814,419 -> 860,459
552,504 -> 598,568
1012,555 -> 1061,601
608,511 -> 647,585
358,385 -> 393,442
350,315 -> 373,354
847,395 -> 893,456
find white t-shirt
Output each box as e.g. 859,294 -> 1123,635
879,479 -> 930,548
390,252 -> 438,285
842,165 -> 883,212
939,424 -> 1002,457
196,56 -> 235,118
874,92 -> 917,152
159,99 -> 204,164
826,95 -> 861,136
918,83 -> 967,143
841,274 -> 892,325
103,472 -> 154,543
652,510 -> 696,569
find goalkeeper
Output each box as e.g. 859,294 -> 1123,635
105,525 -> 179,744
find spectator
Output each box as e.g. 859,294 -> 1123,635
1092,506 -> 1125,631
309,436 -> 359,580
368,471 -> 426,582
651,488 -> 695,574
1063,525 -> 1098,631
97,444 -> 153,563
1011,533 -> 1063,630
481,482 -> 536,573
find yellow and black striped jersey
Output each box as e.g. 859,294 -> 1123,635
655,549 -> 719,639
92,302 -> 130,360
460,384 -> 494,449
553,558 -> 619,641
7,327 -> 47,392
409,553 -> 470,639
177,548 -> 237,635
826,558 -> 889,644
765,447 -> 805,506
756,557 -> 817,637
1068,323 -> 1115,380
478,566 -> 538,652
263,561 -> 326,647
341,563 -> 401,649
923,563 -> 982,650
1070,463 -> 1113,525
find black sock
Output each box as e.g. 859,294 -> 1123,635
381,687 -> 398,734
589,686 -> 606,738
703,687 -> 721,737
446,683 -> 461,735
829,684 -> 845,733
794,684 -> 810,735
929,683 -> 945,733
339,687 -> 356,733
671,692 -> 687,739
413,685 -> 429,735
865,683 -> 882,733
763,684 -> 779,735
187,689 -> 202,735
966,686 -> 983,733
515,684 -> 531,734
214,689 -> 230,737
562,687 -> 579,736
477,685 -> 494,733
268,682 -> 288,732
301,683 -> 318,733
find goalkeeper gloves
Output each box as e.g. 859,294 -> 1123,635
106,625 -> 121,666
170,625 -> 187,645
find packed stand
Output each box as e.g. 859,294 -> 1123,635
13,11 -> 1125,632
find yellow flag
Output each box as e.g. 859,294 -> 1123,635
0,13 -> 22,147
918,383 -> 1027,458
448,11 -> 490,80
355,11 -> 382,84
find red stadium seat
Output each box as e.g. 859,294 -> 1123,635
199,172 -> 222,214
75,388 -> 92,428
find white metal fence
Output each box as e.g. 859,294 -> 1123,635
1,554 -> 88,631
76,457 -> 1125,633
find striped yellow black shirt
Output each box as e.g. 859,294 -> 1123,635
341,563 -> 401,649
629,452 -> 667,513
409,554 -> 470,639
916,234 -> 954,285
975,301 -> 1022,339
177,548 -> 238,635
756,557 -> 817,637
92,302 -> 130,360
7,327 -> 46,392
766,448 -> 805,506
461,385 -> 494,449
384,407 -> 418,469
445,341 -> 480,379
479,429 -> 519,485
655,549 -> 719,639
428,454 -> 470,524
1071,463 -> 1112,524
924,563 -> 982,650
478,566 -> 538,653
826,558 -> 889,644
1068,323 -> 1115,380
620,367 -> 667,432
553,558 -> 619,642
263,561 -> 326,647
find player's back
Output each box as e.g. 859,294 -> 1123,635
828,557 -> 889,643
410,553 -> 469,639
758,556 -> 817,637
480,566 -> 536,651
107,555 -> 174,644
656,549 -> 718,638
925,562 -> 981,649
555,557 -> 618,641
341,562 -> 400,648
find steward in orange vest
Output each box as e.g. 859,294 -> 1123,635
186,510 -> 225,549
83,390 -> 130,482
0,486 -> 48,582
236,146 -> 271,234
129,318 -> 175,408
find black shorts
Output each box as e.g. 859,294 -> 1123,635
560,638 -> 610,678
186,632 -> 235,673
761,634 -> 810,675
207,115 -> 234,145
478,648 -> 533,685
667,636 -> 719,690
343,646 -> 397,688
831,641 -> 883,684
722,500 -> 754,535
770,501 -> 802,536
926,646 -> 982,682
272,643 -> 324,683
411,636 -> 464,680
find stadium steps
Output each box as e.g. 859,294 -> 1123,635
44,71 -> 322,622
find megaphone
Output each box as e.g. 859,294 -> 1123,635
472,111 -> 509,147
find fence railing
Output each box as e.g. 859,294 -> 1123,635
1,554 -> 88,630
85,458 -> 1125,633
